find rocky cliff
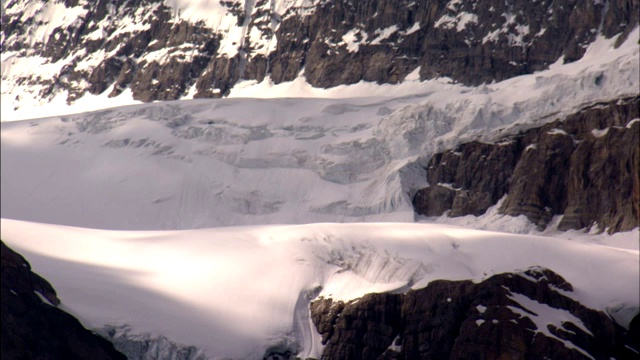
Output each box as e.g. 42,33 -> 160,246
413,96 -> 640,233
0,240 -> 127,360
311,267 -> 639,360
2,0 -> 638,106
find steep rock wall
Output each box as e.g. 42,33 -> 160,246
412,96 -> 639,233
311,267 -> 639,360
2,0 -> 638,105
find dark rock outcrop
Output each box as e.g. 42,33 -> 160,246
273,0 -> 638,88
413,140 -> 520,217
311,267 -> 639,360
2,0 -> 638,104
1,240 -> 126,360
558,121 -> 640,232
311,293 -> 403,359
413,96 -> 640,233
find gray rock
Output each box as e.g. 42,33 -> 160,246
311,267 -> 639,360
412,96 -> 639,233
2,0 -> 637,103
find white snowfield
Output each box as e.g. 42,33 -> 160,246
1,219 -> 638,359
0,20 -> 638,360
1,29 -> 638,232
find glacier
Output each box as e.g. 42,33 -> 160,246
1,28 -> 638,231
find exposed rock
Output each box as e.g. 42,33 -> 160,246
2,0 -> 638,104
413,185 -> 457,217
414,140 -> 520,217
268,0 -> 639,88
500,128 -> 574,229
194,55 -> 241,98
413,96 -> 639,233
558,120 -> 640,232
311,293 -> 403,359
311,267 -> 639,360
1,240 -> 126,360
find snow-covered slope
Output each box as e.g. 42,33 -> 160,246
2,0 -> 637,116
2,29 -> 638,231
1,219 -> 638,359
1,5 -> 638,359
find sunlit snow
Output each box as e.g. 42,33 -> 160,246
1,219 -> 638,359
0,13 -> 638,360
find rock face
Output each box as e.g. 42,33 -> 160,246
1,240 -> 126,360
413,96 -> 639,233
2,0 -> 638,106
311,267 -> 639,360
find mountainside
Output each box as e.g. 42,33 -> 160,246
1,219 -> 638,360
1,1 -> 639,359
311,267 -> 639,360
1,0 -> 638,112
2,32 -> 638,232
414,96 -> 640,234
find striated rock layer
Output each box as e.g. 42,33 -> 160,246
311,267 -> 639,360
1,0 -> 638,104
0,241 -> 126,360
413,96 -> 640,233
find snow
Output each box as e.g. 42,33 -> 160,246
341,28 -> 368,52
1,27 -> 638,237
547,128 -> 568,135
591,127 -> 610,137
626,118 -> 640,128
434,12 -> 478,32
0,0 -> 312,111
20,2 -> 88,45
1,219 -> 638,359
139,43 -> 200,66
404,22 -> 421,35
387,335 -> 402,351
370,25 -> 398,45
424,198 -> 640,251
507,291 -> 593,336
507,291 -> 595,359
0,8 -> 638,359
161,0 -> 318,57
482,12 -> 530,46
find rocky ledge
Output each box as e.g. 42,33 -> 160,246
311,267 -> 639,360
412,96 -> 639,233
1,240 -> 126,360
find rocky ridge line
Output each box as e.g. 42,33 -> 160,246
1,0 -> 638,106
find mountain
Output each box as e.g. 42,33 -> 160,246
1,220 -> 638,359
2,0 -> 638,233
2,36 -> 638,232
1,0 -> 639,359
1,0 -> 638,109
